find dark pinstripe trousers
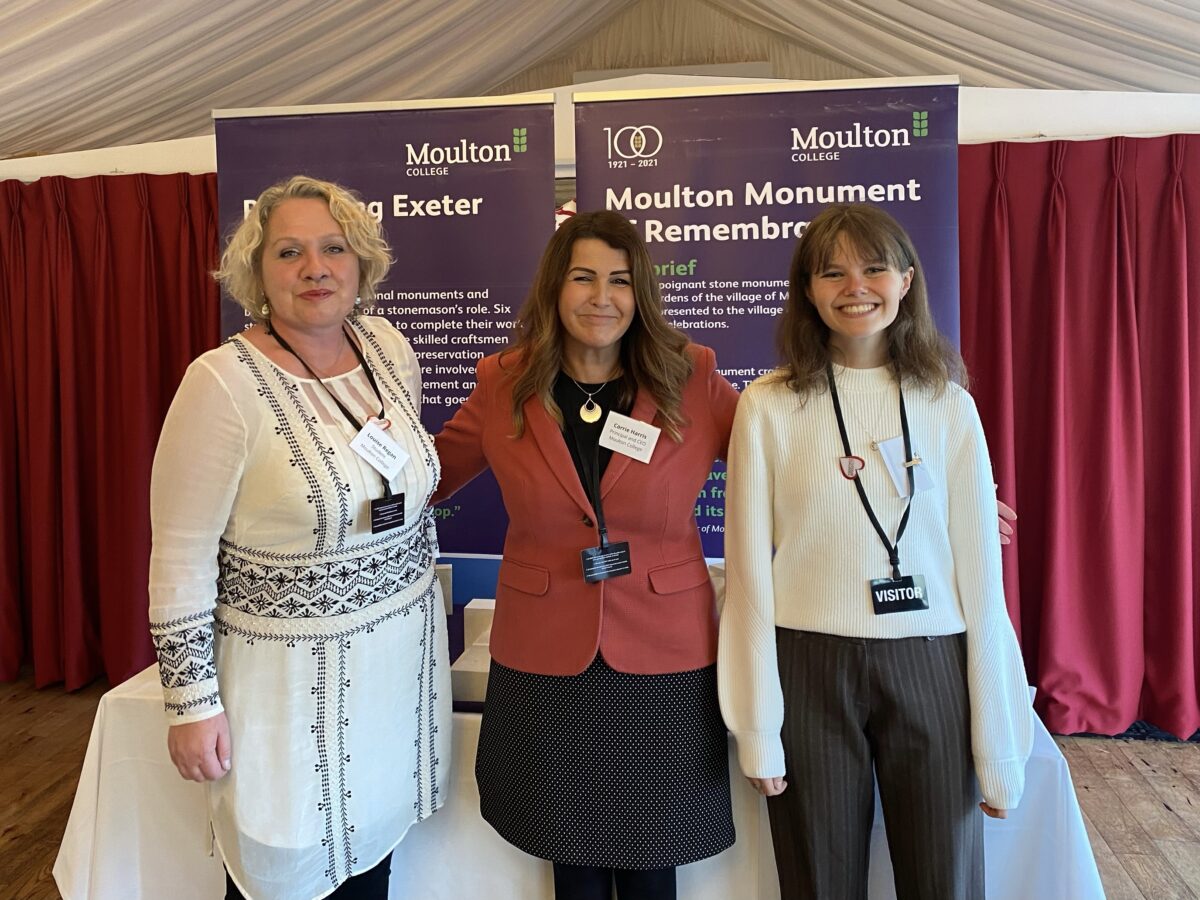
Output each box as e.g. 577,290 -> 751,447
766,629 -> 983,900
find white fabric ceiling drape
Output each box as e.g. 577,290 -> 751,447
716,0 -> 1200,91
0,0 -> 638,157
1,0 -> 1197,159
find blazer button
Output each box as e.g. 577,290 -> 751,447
581,514 -> 594,527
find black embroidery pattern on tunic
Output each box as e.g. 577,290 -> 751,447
414,600 -> 428,816
216,582 -> 438,645
228,340 -> 338,554
337,640 -> 356,874
217,528 -> 434,619
312,644 -> 338,884
423,595 -> 441,815
290,597 -> 437,891
271,365 -> 353,551
150,610 -> 217,689
164,691 -> 222,716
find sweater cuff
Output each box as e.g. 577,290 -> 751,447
733,730 -> 787,779
974,756 -> 1027,809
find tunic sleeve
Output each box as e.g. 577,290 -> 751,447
718,383 -> 787,778
947,390 -> 1034,809
148,357 -> 247,724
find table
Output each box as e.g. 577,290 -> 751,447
55,665 -> 1103,899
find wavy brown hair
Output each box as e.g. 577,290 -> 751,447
504,210 -> 692,439
774,203 -> 966,398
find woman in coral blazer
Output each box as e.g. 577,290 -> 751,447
435,211 -> 739,900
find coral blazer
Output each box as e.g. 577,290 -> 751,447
434,343 -> 739,676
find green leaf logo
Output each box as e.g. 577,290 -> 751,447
912,111 -> 929,138
512,126 -> 528,153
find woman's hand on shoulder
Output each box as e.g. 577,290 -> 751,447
997,497 -> 1017,545
747,775 -> 787,797
167,713 -> 232,782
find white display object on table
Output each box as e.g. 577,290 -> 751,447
57,604 -> 1104,900
451,598 -> 494,703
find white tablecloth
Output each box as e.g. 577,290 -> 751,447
55,665 -> 1103,899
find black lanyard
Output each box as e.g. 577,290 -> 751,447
269,324 -> 393,498
826,362 -> 915,579
563,412 -> 613,550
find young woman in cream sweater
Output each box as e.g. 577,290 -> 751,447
720,203 -> 1032,899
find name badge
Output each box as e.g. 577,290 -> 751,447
599,412 -> 661,464
581,541 -> 632,583
349,419 -> 409,481
370,494 -> 405,533
869,574 -> 929,615
877,435 -> 934,498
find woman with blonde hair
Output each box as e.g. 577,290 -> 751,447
150,175 -> 449,900
721,203 -> 1033,898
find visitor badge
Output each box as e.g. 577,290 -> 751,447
349,419 -> 409,480
598,412 -> 661,464
869,574 -> 930,615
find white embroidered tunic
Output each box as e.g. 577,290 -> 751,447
148,316 -> 450,900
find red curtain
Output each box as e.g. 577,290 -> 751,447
0,173 -> 220,689
3,145 -> 1199,740
960,135 -> 1200,737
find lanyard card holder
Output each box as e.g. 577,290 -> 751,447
566,411 -> 632,584
827,363 -> 929,617
869,574 -> 929,614
581,540 -> 632,583
370,493 -> 405,534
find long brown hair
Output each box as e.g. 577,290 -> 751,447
774,203 -> 966,398
505,210 -> 692,439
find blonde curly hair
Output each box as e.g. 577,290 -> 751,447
214,175 -> 393,324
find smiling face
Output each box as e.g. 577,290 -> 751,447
807,236 -> 913,368
556,237 -> 636,367
259,197 -> 361,337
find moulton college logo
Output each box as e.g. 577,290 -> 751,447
605,125 -> 664,160
789,110 -> 930,163
404,129 -> 526,176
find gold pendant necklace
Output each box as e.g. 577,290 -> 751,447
568,375 -> 611,423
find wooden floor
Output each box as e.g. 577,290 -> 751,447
1056,734 -> 1200,898
1,673 -> 1198,899
0,673 -> 109,900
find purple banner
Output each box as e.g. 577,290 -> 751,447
215,100 -> 556,554
575,82 -> 960,556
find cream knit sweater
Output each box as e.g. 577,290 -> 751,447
718,365 -> 1033,809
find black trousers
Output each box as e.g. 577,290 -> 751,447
552,862 -> 677,900
767,630 -> 983,900
224,852 -> 392,900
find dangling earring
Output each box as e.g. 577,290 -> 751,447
260,300 -> 270,317
354,296 -> 362,307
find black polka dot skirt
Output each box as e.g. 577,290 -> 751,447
475,656 -> 735,869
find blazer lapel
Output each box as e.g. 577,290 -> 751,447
525,394 -> 595,516
600,387 -> 657,498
